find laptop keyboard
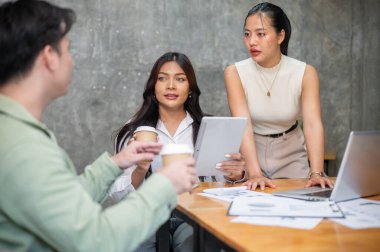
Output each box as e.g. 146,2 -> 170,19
304,189 -> 332,198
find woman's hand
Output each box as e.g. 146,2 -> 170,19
305,174 -> 334,188
243,176 -> 276,190
217,153 -> 246,181
128,137 -> 154,174
134,160 -> 152,174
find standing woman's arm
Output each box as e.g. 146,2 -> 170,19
301,65 -> 334,188
224,65 -> 276,190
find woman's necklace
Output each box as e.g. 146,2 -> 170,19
255,59 -> 282,97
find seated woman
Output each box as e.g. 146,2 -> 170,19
109,52 -> 246,252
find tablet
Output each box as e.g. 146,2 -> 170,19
194,116 -> 247,176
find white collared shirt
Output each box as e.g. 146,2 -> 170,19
109,112 -> 195,201
109,112 -> 244,202
151,112 -> 194,172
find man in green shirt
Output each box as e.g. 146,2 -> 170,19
0,0 -> 196,251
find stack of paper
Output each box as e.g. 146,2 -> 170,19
199,187 -> 380,230
331,198 -> 380,229
227,196 -> 344,218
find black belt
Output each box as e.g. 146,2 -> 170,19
262,121 -> 298,138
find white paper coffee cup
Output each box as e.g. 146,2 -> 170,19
160,144 -> 193,166
133,126 -> 158,142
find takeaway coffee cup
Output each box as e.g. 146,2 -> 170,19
160,144 -> 193,166
133,126 -> 158,142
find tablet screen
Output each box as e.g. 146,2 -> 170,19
194,116 -> 247,176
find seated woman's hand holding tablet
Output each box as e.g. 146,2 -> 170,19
193,116 -> 248,182
215,153 -> 246,182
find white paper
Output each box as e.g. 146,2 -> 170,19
203,186 -> 248,196
330,198 -> 380,229
231,216 -> 322,230
198,187 -> 271,202
228,196 -> 344,218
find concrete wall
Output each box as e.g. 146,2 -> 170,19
2,0 -> 378,174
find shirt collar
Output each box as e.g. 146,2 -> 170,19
0,94 -> 54,139
156,111 -> 193,137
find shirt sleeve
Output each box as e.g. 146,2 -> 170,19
78,152 -> 124,203
0,140 -> 177,252
108,166 -> 137,202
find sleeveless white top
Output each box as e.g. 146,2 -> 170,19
235,55 -> 306,135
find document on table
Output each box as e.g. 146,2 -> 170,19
330,198 -> 380,229
231,216 -> 322,230
228,196 -> 344,218
198,186 -> 271,202
198,187 -> 325,229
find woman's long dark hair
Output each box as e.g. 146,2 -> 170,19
114,52 -> 206,153
244,2 -> 291,55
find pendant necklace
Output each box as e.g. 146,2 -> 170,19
255,59 -> 282,97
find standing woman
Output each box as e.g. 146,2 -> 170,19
224,2 -> 334,190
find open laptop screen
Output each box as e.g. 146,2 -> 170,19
273,131 -> 380,202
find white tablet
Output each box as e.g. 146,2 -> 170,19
194,116 -> 247,176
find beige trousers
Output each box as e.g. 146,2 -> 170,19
254,127 -> 310,179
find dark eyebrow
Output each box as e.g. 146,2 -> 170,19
255,28 -> 266,32
244,28 -> 266,32
158,72 -> 186,76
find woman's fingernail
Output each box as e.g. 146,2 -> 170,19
215,163 -> 222,168
225,154 -> 231,158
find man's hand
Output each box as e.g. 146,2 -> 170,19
111,141 -> 162,170
157,158 -> 196,194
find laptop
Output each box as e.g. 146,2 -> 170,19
194,116 -> 247,176
273,131 -> 380,202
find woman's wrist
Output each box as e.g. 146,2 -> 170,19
308,171 -> 327,178
134,165 -> 149,175
246,166 -> 263,179
226,170 -> 246,182
248,173 -> 264,179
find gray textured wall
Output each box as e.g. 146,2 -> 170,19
3,0 -> 379,175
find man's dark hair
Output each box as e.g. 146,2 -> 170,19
0,0 -> 76,85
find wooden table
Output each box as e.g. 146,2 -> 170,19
175,179 -> 380,252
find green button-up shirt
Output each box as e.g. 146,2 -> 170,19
0,95 -> 177,252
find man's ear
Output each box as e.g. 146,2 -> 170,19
277,29 -> 285,45
42,45 -> 59,72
